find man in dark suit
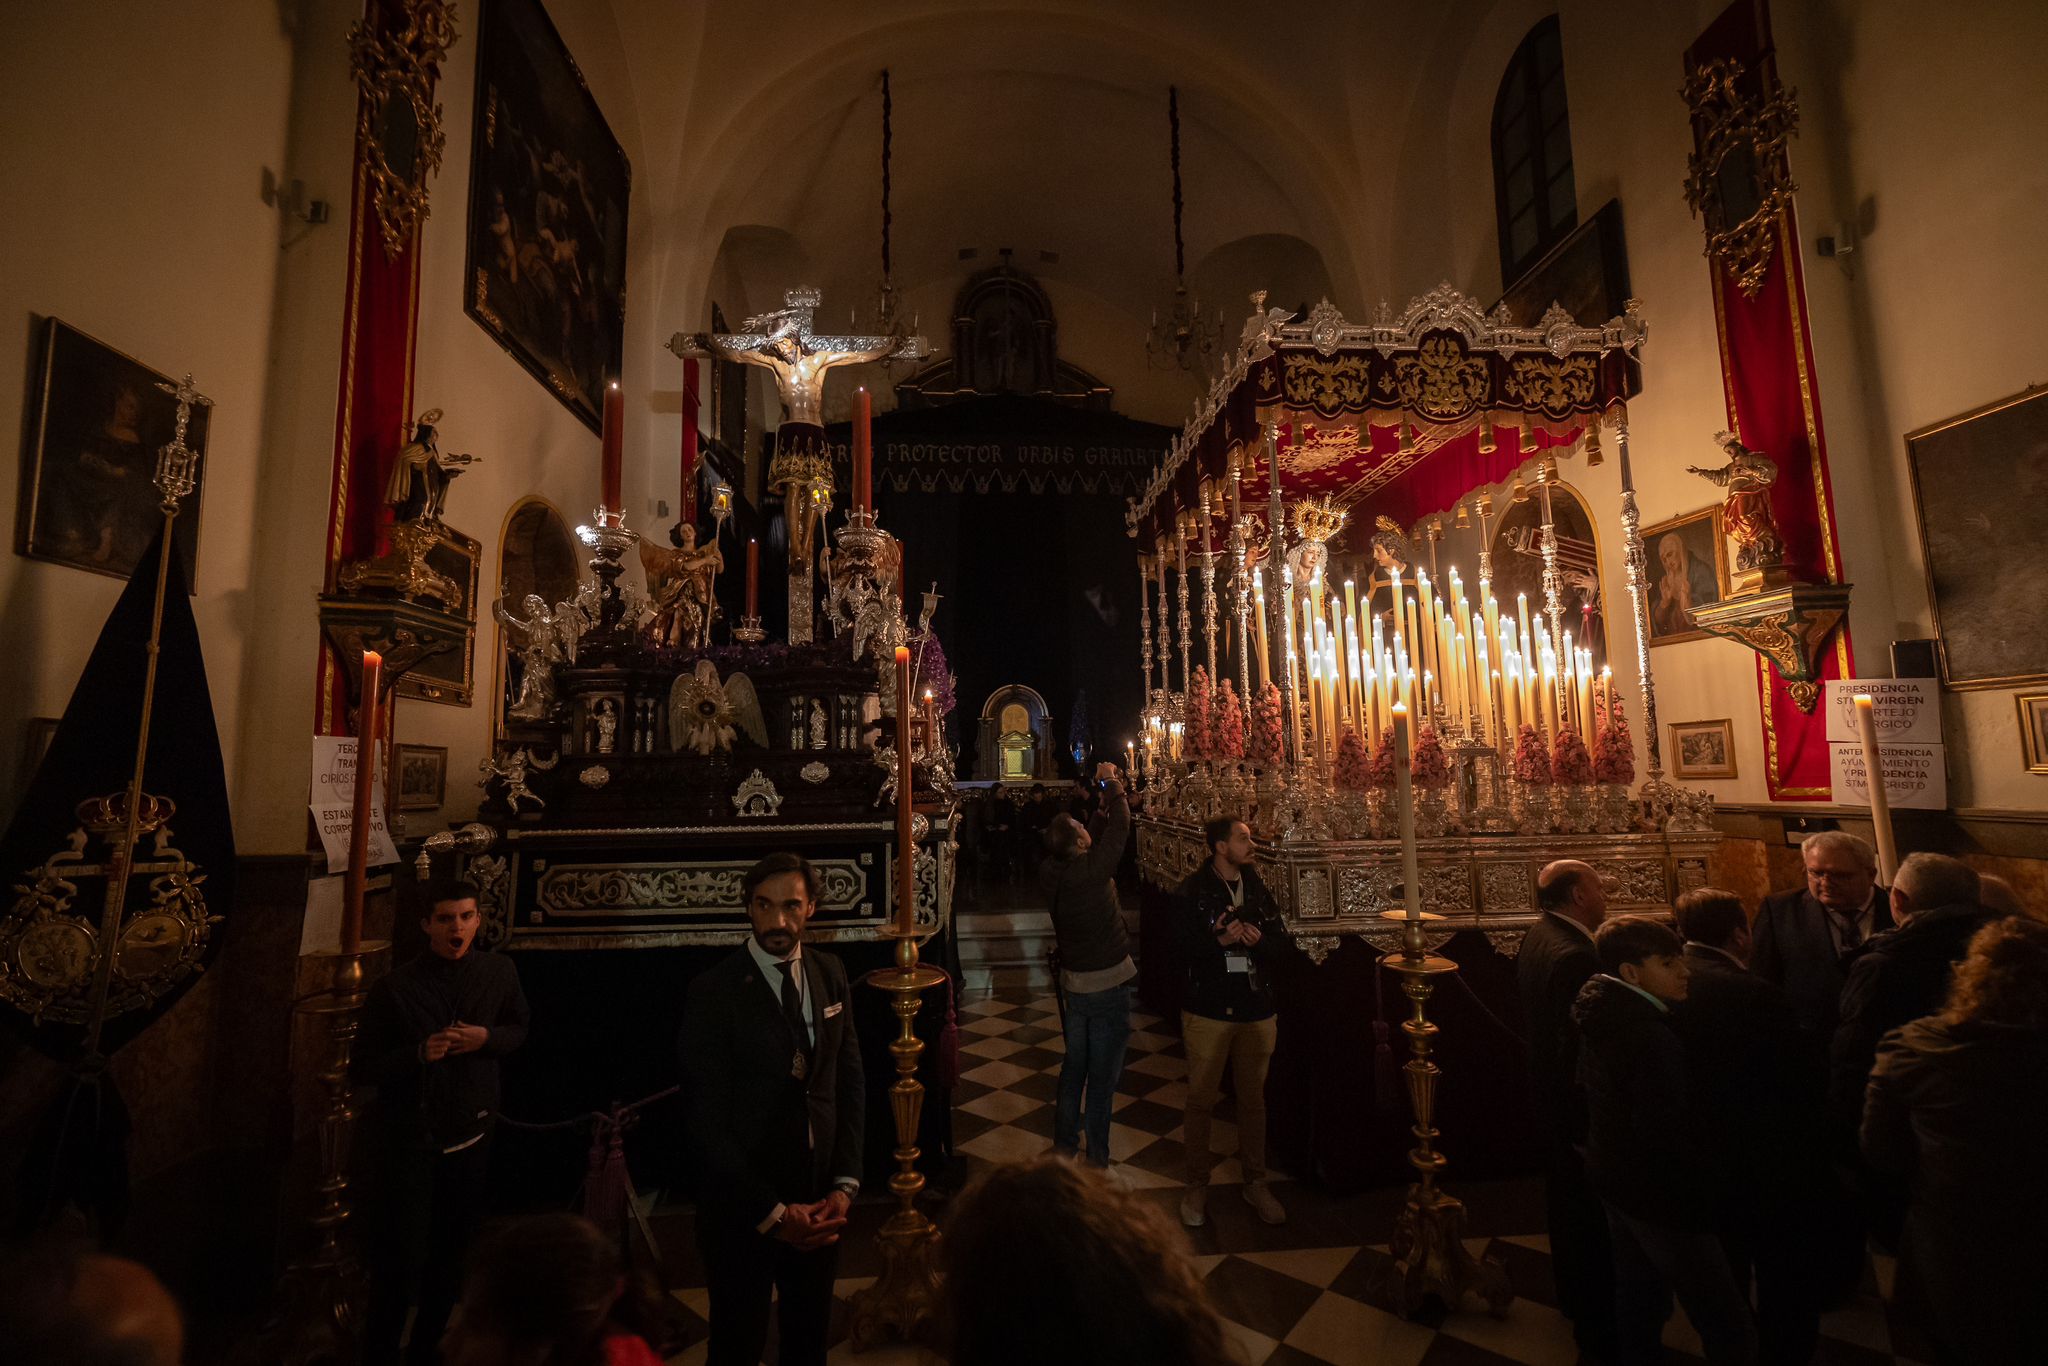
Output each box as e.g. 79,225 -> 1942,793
1751,831 -> 1892,1036
1516,858 -> 1613,1362
680,852 -> 864,1366
1673,888 -> 1823,1365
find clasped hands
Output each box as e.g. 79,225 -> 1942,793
418,1022 -> 490,1062
774,1189 -> 851,1250
1215,919 -> 1263,949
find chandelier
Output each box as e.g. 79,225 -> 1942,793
1146,86 -> 1224,371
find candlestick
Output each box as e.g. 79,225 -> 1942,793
1393,701 -> 1420,920
853,386 -> 874,516
600,379 -> 623,517
1253,568 -> 1271,688
1577,651 -> 1594,742
343,650 -> 382,957
745,538 -> 759,617
1417,572 -> 1440,703
1853,694 -> 1900,884
896,648 -> 916,935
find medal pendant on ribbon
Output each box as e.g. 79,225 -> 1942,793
792,1050 -> 808,1081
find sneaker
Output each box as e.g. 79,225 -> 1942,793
1179,1185 -> 1208,1228
1098,1163 -> 1131,1192
1242,1180 -> 1287,1225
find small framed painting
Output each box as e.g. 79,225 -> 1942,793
395,743 -> 449,810
1670,719 -> 1738,780
18,318 -> 209,586
2018,693 -> 2048,775
1642,508 -> 1729,646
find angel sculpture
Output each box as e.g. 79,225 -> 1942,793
479,745 -> 555,813
1688,430 -> 1787,583
668,659 -> 770,755
494,593 -> 566,721
639,522 -> 724,650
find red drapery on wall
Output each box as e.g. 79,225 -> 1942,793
1688,0 -> 1853,800
315,0 -> 432,736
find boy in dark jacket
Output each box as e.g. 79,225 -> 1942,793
358,878 -> 529,1365
1173,816 -> 1291,1228
1576,915 -> 1756,1366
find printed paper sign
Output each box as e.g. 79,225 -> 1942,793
299,874 -> 344,955
310,735 -> 399,874
1824,679 -> 1942,745
1829,741 -> 1948,811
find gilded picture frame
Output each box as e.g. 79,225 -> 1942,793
2018,693 -> 2048,775
1641,507 -> 1729,646
1904,385 -> 2048,690
1670,719 -> 1737,780
395,742 -> 449,810
17,318 -> 209,588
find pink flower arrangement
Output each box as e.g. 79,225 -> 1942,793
1185,666 -> 1213,761
1334,726 -> 1370,791
1412,726 -> 1452,790
1591,699 -> 1636,785
1249,682 -> 1285,769
1212,678 -> 1246,761
1551,725 -> 1594,786
1512,724 -> 1553,785
1368,728 -> 1398,789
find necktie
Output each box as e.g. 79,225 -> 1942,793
777,960 -> 811,1057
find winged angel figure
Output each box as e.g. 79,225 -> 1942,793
668,659 -> 769,755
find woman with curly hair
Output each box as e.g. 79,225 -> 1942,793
939,1157 -> 1238,1366
1862,916 -> 2048,1365
440,1213 -> 669,1366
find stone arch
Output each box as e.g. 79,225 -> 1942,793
976,683 -> 1056,781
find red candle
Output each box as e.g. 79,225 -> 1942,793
853,386 -> 873,516
895,646 -> 916,936
600,379 -> 623,514
744,538 -> 759,618
343,649 -> 382,956
679,359 -> 700,523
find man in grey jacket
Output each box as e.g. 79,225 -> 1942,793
1040,760 -> 1134,1171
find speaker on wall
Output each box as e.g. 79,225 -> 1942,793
1891,638 -> 1940,681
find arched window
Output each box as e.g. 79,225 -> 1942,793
1492,16 -> 1577,285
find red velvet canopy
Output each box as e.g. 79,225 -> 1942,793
1129,285 -> 1645,555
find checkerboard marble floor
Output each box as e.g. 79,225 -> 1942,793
658,988 -> 1935,1366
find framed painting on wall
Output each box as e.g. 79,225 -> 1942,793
464,0 -> 630,433
1906,385 -> 2048,689
1670,719 -> 1737,780
2018,693 -> 2048,775
17,318 -> 209,586
1642,508 -> 1728,646
395,743 -> 448,810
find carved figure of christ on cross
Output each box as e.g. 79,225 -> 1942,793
666,287 -> 928,428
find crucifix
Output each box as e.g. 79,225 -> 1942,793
668,288 -> 928,643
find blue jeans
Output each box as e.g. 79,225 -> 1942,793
1054,983 -> 1133,1165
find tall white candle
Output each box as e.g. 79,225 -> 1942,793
1393,700 -> 1421,921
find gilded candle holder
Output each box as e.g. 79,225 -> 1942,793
1373,910 -> 1512,1319
847,931 -> 947,1348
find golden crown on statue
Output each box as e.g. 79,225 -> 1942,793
1292,494 -> 1347,547
767,447 -> 835,498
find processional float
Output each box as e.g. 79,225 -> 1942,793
1128,285 -> 1721,1315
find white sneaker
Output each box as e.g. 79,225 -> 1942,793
1242,1179 -> 1287,1225
1099,1163 -> 1132,1192
1179,1185 -> 1208,1227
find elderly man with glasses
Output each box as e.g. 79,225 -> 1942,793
1751,831 -> 1894,1036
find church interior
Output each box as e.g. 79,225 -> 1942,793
3,2 -> 2047,1364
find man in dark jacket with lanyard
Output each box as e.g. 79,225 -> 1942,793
1174,815 -> 1291,1229
358,878 -> 530,1366
1040,760 -> 1133,1175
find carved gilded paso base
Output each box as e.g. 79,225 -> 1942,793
1136,818 -> 1719,952
1687,581 -> 1852,714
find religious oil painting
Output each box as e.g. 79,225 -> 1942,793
1641,507 -> 1727,646
1488,479 -> 1607,661
1906,385 -> 2048,689
2018,693 -> 2048,775
1670,718 -> 1737,780
464,0 -> 630,433
395,743 -> 449,810
17,318 -> 208,587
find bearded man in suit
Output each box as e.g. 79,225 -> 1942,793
680,852 -> 864,1366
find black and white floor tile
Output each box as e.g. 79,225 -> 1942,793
657,988 -> 1933,1366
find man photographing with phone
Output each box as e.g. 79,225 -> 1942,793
1174,817 -> 1291,1228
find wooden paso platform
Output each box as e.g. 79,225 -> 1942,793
1131,818 -> 1719,1190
